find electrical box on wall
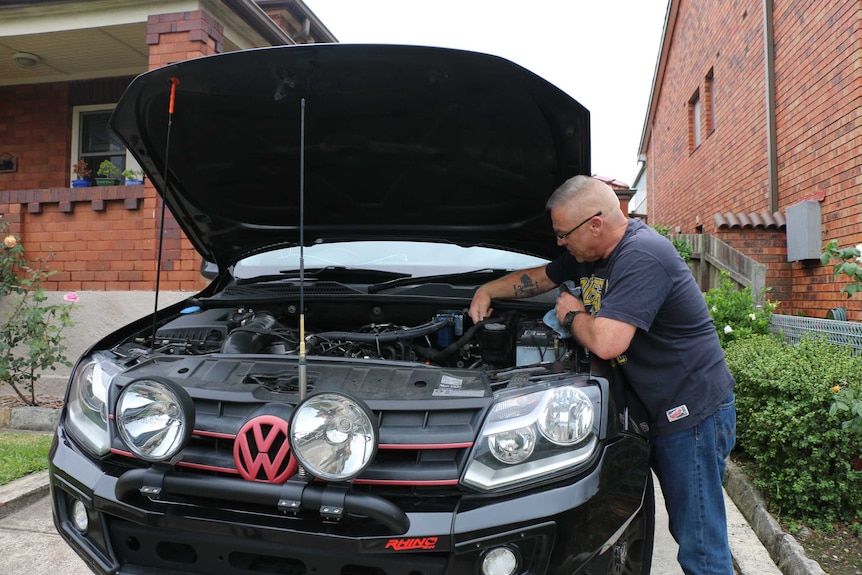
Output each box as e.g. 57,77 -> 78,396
785,200 -> 822,262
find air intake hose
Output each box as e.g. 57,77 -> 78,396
222,312 -> 281,354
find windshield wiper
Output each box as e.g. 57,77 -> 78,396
236,266 -> 410,285
368,269 -> 510,294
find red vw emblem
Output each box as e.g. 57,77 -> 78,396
233,415 -> 297,483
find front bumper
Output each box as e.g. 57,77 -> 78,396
49,420 -> 651,575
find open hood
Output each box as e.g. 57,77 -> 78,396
111,44 -> 590,270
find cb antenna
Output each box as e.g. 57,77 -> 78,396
298,98 -> 307,400
151,76 -> 181,351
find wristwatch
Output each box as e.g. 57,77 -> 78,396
562,310 -> 585,331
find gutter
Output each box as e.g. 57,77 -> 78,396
256,0 -> 338,43
223,0 -> 296,45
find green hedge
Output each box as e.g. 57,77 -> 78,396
725,335 -> 862,526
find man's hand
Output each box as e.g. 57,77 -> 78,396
468,266 -> 553,325
469,288 -> 494,324
555,291 -> 586,324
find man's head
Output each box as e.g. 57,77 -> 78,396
546,175 -> 628,262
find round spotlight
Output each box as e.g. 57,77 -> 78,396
538,386 -> 593,445
481,547 -> 519,575
115,379 -> 194,462
289,393 -> 377,481
71,499 -> 89,532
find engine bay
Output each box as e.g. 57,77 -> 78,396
117,303 -> 581,375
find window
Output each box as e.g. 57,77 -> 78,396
704,69 -> 714,135
71,105 -> 129,185
688,90 -> 701,152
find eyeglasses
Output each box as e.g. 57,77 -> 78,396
555,211 -> 602,240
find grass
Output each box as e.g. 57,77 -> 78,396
0,432 -> 53,485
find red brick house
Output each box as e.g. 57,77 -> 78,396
0,0 -> 336,292
639,0 -> 862,319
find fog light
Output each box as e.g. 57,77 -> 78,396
289,392 -> 377,481
116,379 -> 194,462
71,499 -> 89,532
482,547 -> 518,575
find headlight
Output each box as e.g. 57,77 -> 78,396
66,354 -> 120,457
463,384 -> 599,491
115,379 -> 194,462
538,386 -> 593,445
289,392 -> 377,481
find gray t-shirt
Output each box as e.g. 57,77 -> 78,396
545,218 -> 734,436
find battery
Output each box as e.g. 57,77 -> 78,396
515,323 -> 561,365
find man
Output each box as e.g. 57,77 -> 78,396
468,175 -> 736,575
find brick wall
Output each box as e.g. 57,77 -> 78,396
648,0 -> 770,233
772,2 -> 862,319
646,0 -> 862,319
146,10 -> 224,69
0,83 -> 70,191
0,9 -> 229,292
714,227 -> 793,310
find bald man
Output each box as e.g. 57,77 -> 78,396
469,175 -> 736,575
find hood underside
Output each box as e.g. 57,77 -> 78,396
111,44 -> 590,269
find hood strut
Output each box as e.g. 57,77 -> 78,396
151,77 -> 181,351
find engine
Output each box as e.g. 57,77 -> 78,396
137,306 -> 574,371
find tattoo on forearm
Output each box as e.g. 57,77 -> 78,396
513,274 -> 540,297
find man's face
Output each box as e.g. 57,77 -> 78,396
551,207 -> 601,262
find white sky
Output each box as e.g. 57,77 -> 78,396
304,0 -> 668,186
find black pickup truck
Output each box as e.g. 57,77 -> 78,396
48,43 -> 654,575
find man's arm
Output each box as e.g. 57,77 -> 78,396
469,265 -> 555,323
554,292 -> 637,360
572,315 -> 637,360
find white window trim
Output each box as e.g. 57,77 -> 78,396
70,103 -> 140,185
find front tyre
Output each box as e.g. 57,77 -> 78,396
609,473 -> 655,575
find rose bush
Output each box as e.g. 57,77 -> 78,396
1,217 -> 76,406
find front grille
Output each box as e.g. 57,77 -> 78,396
109,396 -> 490,490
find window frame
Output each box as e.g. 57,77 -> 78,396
688,90 -> 702,152
70,104 -> 140,186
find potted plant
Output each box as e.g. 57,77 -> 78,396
96,159 -> 121,186
71,160 -> 91,187
122,168 -> 144,185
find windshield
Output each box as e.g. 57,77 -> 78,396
233,241 -> 549,280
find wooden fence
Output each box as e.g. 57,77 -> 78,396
673,234 -> 766,304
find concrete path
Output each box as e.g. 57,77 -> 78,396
0,473 -> 88,575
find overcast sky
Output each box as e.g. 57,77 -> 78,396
304,0 -> 668,186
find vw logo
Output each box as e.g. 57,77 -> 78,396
233,414 -> 297,483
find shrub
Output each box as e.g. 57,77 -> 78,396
725,335 -> 862,526
96,159 -> 121,180
652,224 -> 692,262
72,159 -> 91,180
821,239 -> 862,298
0,218 -> 76,406
704,271 -> 778,348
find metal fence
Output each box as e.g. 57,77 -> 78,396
771,314 -> 862,352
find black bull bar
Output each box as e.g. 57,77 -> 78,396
115,467 -> 411,534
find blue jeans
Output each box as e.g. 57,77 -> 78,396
650,392 -> 736,575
